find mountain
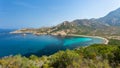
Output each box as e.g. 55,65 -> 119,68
69,8 -> 120,27
12,7 -> 120,37
99,8 -> 120,26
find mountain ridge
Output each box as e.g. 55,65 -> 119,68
11,7 -> 120,37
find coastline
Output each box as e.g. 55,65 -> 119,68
67,34 -> 109,44
10,30 -> 109,44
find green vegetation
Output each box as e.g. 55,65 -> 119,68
108,39 -> 120,46
0,39 -> 120,68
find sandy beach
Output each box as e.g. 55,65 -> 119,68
67,34 -> 109,44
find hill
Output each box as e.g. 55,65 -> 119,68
11,8 -> 120,39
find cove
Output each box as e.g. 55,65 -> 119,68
0,29 -> 105,58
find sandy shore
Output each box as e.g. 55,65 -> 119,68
10,31 -> 109,44
67,34 -> 109,44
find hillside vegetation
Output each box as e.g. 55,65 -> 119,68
0,39 -> 120,68
11,8 -> 120,37
7,7 -> 120,68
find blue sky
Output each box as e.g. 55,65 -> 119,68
1,0 -> 120,29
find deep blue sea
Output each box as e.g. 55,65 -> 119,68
0,29 -> 104,58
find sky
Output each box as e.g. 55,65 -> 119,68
0,0 -> 120,29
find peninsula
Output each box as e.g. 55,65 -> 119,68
10,8 -> 120,43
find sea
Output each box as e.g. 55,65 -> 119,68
0,29 -> 104,58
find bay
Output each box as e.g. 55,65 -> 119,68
0,29 -> 104,57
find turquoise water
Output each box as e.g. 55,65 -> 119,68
64,38 -> 92,46
0,29 -> 104,57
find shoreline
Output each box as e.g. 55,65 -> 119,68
10,31 -> 109,44
67,34 -> 109,44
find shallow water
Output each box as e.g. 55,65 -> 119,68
0,29 -> 104,57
